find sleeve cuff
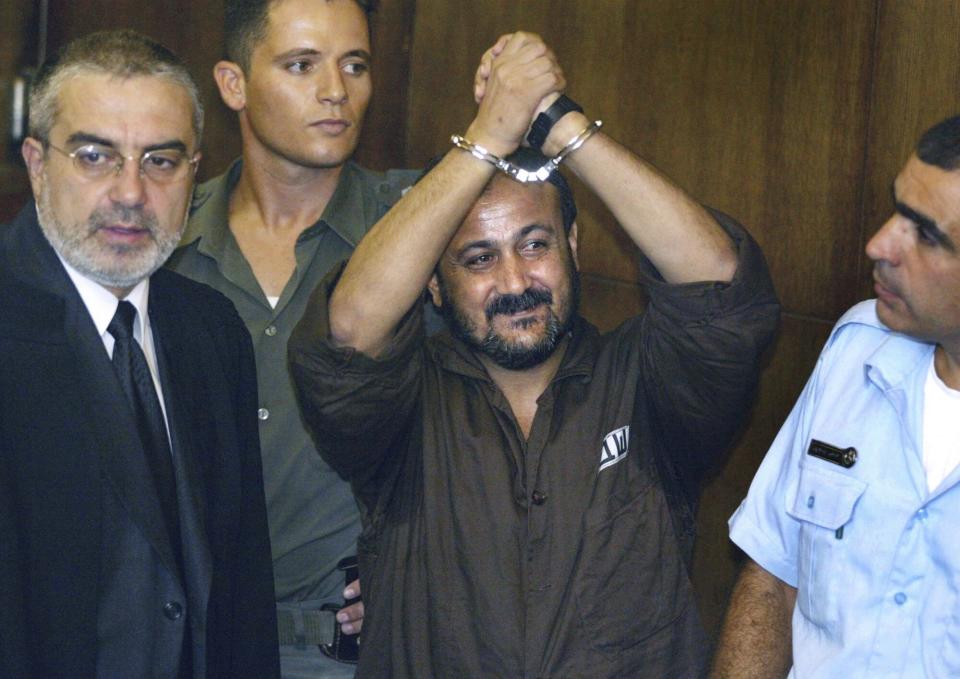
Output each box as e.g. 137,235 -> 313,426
729,500 -> 800,588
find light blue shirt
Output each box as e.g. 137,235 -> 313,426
729,300 -> 960,678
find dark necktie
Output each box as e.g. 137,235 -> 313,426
108,301 -> 181,559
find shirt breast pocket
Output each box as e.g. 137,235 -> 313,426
786,463 -> 867,630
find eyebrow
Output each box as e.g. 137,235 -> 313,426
517,223 -> 556,239
275,47 -> 321,62
64,132 -> 188,154
454,223 -> 557,259
144,140 -> 188,153
892,196 -> 956,253
343,49 -> 372,63
454,239 -> 495,259
65,132 -> 113,147
274,48 -> 372,63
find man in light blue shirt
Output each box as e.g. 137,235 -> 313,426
712,115 -> 960,678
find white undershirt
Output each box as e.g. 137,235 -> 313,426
58,255 -> 169,424
921,355 -> 960,492
266,295 -> 280,309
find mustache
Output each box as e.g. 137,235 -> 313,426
89,205 -> 158,233
873,264 -> 897,294
485,288 -> 553,321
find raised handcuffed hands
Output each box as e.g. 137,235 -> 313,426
468,32 -> 565,157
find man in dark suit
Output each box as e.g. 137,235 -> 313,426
0,31 -> 279,678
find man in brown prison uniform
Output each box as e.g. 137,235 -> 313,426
289,32 -> 779,678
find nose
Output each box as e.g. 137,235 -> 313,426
497,253 -> 531,295
865,214 -> 903,266
107,158 -> 147,207
316,62 -> 347,106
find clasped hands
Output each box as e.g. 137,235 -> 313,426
466,32 -> 570,160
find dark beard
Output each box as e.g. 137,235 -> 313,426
437,269 -> 580,371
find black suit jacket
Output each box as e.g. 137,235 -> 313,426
0,204 -> 279,678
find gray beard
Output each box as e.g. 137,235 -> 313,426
37,183 -> 184,290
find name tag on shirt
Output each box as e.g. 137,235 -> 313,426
807,439 -> 858,468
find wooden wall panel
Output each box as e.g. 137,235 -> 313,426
0,184 -> 31,222
406,0 -> 876,319
355,0 -> 418,171
0,0 -> 33,215
0,0 -> 31,158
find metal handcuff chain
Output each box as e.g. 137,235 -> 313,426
451,120 -> 603,183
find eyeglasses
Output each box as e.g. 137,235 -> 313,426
47,142 -> 200,184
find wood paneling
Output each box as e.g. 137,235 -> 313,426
0,0 -> 34,142
0,0 -> 34,198
406,0 -> 877,319
0,186 -> 30,223
354,0 -> 418,171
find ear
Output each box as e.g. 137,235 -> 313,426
21,137 -> 46,198
427,272 -> 443,307
213,60 -> 247,112
567,221 -> 580,271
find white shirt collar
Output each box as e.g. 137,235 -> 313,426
56,254 -> 151,342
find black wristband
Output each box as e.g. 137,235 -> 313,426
526,95 -> 584,151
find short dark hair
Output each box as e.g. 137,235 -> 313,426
917,115 -> 960,171
418,147 -> 578,234
30,29 -> 203,145
225,0 -> 378,73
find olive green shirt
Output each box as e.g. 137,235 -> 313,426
167,159 -> 419,602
